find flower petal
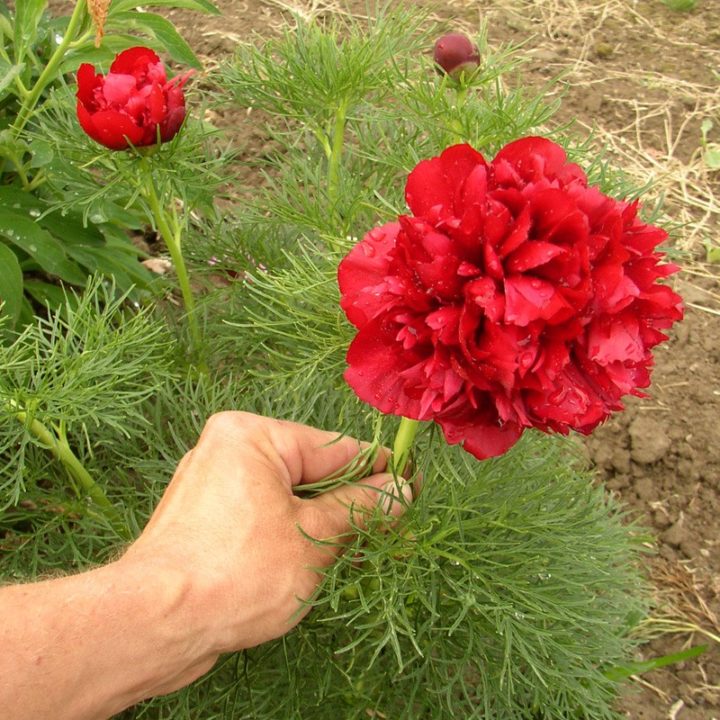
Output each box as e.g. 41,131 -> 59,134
101,72 -> 137,105
504,275 -> 573,326
79,108 -> 145,150
110,46 -> 162,76
405,143 -> 485,217
76,63 -> 102,108
493,136 -> 569,182
438,412 -> 523,460
338,222 -> 400,328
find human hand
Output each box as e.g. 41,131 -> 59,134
122,412 -> 412,656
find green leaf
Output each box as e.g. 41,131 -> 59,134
13,0 -> 48,60
23,278 -> 80,314
61,34 -> 148,72
64,244 -> 153,292
42,212 -> 107,249
0,207 -> 87,285
703,146 -> 720,170
605,645 -> 707,682
109,0 -> 219,14
0,58 -> 24,102
0,241 -> 23,329
706,244 -> 720,263
107,12 -> 203,68
27,138 -> 54,168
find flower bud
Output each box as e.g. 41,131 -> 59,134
433,33 -> 480,79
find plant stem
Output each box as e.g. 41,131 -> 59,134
9,402 -> 130,539
449,85 -> 468,144
326,98 -> 348,206
392,417 -> 420,477
143,173 -> 206,370
11,0 -> 87,136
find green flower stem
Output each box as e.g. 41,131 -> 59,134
11,0 -> 87,136
449,85 -> 468,144
144,175 -> 205,369
392,417 -> 420,477
8,402 -> 130,539
327,98 -> 348,206
4,146 -> 31,189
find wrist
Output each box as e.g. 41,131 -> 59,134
94,556 -> 219,712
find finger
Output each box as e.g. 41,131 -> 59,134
309,472 -> 413,542
270,418 -> 389,486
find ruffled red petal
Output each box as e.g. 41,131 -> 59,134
79,108 -> 145,150
338,138 -> 683,460
405,143 -> 485,217
110,46 -> 162,76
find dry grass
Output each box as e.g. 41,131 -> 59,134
524,0 -> 720,309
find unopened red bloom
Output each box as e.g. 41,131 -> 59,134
76,46 -> 191,150
338,139 -> 683,460
433,33 -> 480,79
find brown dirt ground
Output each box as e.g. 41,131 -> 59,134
56,0 -> 720,716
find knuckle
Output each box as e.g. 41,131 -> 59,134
203,411 -> 262,438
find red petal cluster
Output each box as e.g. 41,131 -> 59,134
76,47 -> 191,150
338,139 -> 683,460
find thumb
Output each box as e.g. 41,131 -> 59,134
310,472 -> 413,540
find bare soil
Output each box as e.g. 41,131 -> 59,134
86,0 -> 720,716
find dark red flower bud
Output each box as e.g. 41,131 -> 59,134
433,33 -> 480,79
76,46 -> 192,151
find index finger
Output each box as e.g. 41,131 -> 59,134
270,417 -> 390,486
192,412 -> 389,488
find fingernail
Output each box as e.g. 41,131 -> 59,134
379,478 -> 413,515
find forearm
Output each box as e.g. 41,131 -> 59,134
0,559 -> 218,720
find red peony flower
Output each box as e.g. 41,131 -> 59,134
338,139 -> 683,460
433,33 -> 480,79
76,46 -> 191,151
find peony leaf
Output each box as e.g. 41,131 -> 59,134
12,0 -> 47,60
109,0 -> 219,14
0,59 -> 24,102
0,207 -> 87,286
0,242 -> 23,330
107,12 -> 203,68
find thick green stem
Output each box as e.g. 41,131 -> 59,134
326,99 -> 348,206
144,175 -> 205,368
9,402 -> 129,538
4,147 -> 31,189
392,417 -> 420,477
449,85 -> 468,145
11,0 -> 87,136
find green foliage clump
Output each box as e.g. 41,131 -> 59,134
0,7 -> 656,719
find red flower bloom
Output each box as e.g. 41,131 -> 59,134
76,46 -> 191,150
338,139 -> 683,460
